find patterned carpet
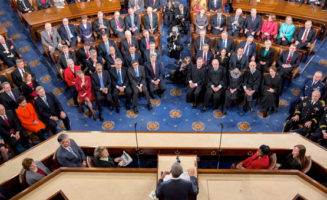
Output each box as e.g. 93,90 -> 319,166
0,0 -> 327,134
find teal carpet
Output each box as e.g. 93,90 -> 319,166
1,0 -> 327,133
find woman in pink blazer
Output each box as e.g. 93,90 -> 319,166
260,14 -> 278,41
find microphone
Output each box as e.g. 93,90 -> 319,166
134,122 -> 137,128
217,123 -> 224,169
134,122 -> 140,168
176,155 -> 180,163
220,123 -> 223,129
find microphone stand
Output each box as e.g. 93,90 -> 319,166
134,122 -> 141,168
176,154 -> 181,163
216,123 -> 223,169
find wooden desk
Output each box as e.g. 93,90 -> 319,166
157,155 -> 197,179
0,22 -> 8,39
22,0 -> 121,41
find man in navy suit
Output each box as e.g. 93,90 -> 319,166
93,11 -> 111,39
145,0 -> 161,11
121,30 -> 139,56
196,44 -> 213,68
0,82 -> 21,110
56,134 -> 86,167
244,8 -> 262,38
0,35 -> 19,68
235,35 -> 256,61
209,0 -> 223,11
293,20 -> 316,50
210,9 -> 226,35
229,47 -> 249,71
110,11 -> 125,38
156,162 -> 198,200
276,44 -> 300,79
140,30 -> 155,55
194,30 -> 211,53
125,8 -> 141,36
58,18 -> 80,47
11,59 -> 34,88
145,53 -> 166,98
214,31 -> 234,56
106,46 -> 124,69
143,42 -> 160,63
125,45 -> 143,68
57,45 -> 77,78
98,34 -> 120,62
34,86 -> 70,134
227,8 -> 244,37
143,7 -> 159,34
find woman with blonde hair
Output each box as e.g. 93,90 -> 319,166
21,72 -> 39,102
274,145 -> 307,170
93,146 -> 124,167
191,0 -> 207,11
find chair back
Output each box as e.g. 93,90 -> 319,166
267,153 -> 277,169
301,156 -> 312,174
19,168 -> 28,188
86,156 -> 95,167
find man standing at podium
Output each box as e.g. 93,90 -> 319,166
156,162 -> 198,200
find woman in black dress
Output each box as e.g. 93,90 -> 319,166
93,146 -> 124,168
256,40 -> 274,73
274,144 -> 306,170
261,66 -> 282,117
222,68 -> 243,114
217,48 -> 230,71
21,72 -> 39,102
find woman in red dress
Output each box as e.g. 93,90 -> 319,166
75,70 -> 96,120
260,14 -> 278,41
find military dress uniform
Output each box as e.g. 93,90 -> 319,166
309,110 -> 327,148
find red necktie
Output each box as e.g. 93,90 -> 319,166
116,19 -> 122,29
128,40 -> 131,47
286,53 -> 293,65
86,50 -> 90,59
146,39 -> 150,49
152,0 -> 155,6
152,63 -> 156,75
3,116 -> 14,135
302,29 -> 309,43
42,0 -> 46,4
112,55 -> 115,63
203,53 -> 207,65
49,32 -> 53,41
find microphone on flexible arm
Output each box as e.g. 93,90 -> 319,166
176,154 -> 180,163
134,122 -> 141,168
216,123 -> 224,169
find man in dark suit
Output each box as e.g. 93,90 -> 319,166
34,86 -> 70,134
293,20 -> 316,50
214,31 -> 234,56
235,35 -> 257,61
128,61 -> 152,113
91,63 -> 113,121
173,4 -> 189,33
244,8 -> 262,38
110,11 -> 125,38
0,104 -> 29,154
0,75 -> 12,92
140,30 -> 155,55
37,0 -> 50,10
58,18 -> 80,48
120,30 -> 139,56
0,82 -> 21,110
144,53 -> 166,98
56,134 -> 86,167
125,45 -> 143,68
210,9 -> 226,35
196,44 -> 213,68
98,34 -> 120,63
110,58 -> 132,113
209,0 -> 223,11
93,11 -> 111,39
106,46 -> 124,69
125,8 -> 141,36
145,0 -> 162,11
0,35 -> 19,68
143,7 -> 159,34
156,162 -> 198,200
143,42 -> 161,63
186,57 -> 207,108
242,62 -> 261,112
194,30 -> 211,53
11,59 -> 33,88
229,47 -> 249,71
227,8 -> 244,37
57,45 -> 77,78
276,44 -> 300,79
77,42 -> 95,69
17,0 -> 33,13
85,49 -> 103,74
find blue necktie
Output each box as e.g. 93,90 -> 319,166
99,73 -> 104,88
135,69 -> 139,77
105,42 -> 109,56
118,70 -> 123,86
223,40 -> 226,48
244,45 -> 249,56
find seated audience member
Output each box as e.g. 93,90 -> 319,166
77,42 -> 95,69
167,26 -> 183,60
125,45 -> 143,69
191,0 -> 207,11
261,67 -> 282,117
85,49 -> 103,74
21,72 -> 39,101
91,63 -> 113,121
202,59 -> 226,112
0,104 -> 30,154
234,145 -> 270,169
37,0 -> 50,10
217,48 -> 230,70
145,53 -> 166,98
214,31 -> 234,56
0,35 -> 19,68
145,0 -> 162,11
93,146 -> 124,167
156,162 -> 198,200
75,71 -> 96,120
143,7 -> 159,34
128,61 -> 152,113
110,59 -> 132,113
22,158 -> 51,186
186,57 -> 206,108
283,90 -> 323,135
276,16 -> 295,46
194,30 -> 210,53
173,4 -> 189,34
194,9 -> 208,34
98,34 -> 120,65
57,45 -> 77,78
56,133 -> 86,167
242,62 -> 261,113
144,42 -> 161,63
170,56 -> 192,85
0,75 -> 12,93
64,59 -> 80,106
228,47 -> 248,71
78,15 -> 94,43
276,44 -> 300,80
41,23 -> 62,56
121,31 -> 139,56
260,14 -> 277,41
196,43 -> 213,68
58,18 -> 80,48
35,86 -> 70,134
211,9 -> 226,35
236,35 -> 256,61
93,11 -> 110,39
53,0 -> 65,8
293,20 -> 316,50
16,96 -> 46,141
209,0 -> 222,11
140,30 -> 155,55
107,46 -> 123,69
274,145 -> 307,170
0,82 -> 21,110
0,139 -> 9,164
17,0 -> 33,13
163,1 -> 175,27
309,110 -> 327,148
223,68 -> 243,115
244,8 -> 261,38
307,0 -> 324,6
129,0 -> 144,13
227,8 -> 244,37
256,40 -> 274,73
12,59 -> 34,88
110,11 -> 125,38
125,8 -> 141,36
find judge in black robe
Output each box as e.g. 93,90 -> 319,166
222,68 -> 243,114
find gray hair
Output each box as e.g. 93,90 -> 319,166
67,59 -> 74,65
171,162 -> 183,178
1,81 -> 10,88
115,58 -> 123,64
16,59 -> 24,64
35,86 -> 44,93
150,52 -> 157,57
57,133 -> 68,143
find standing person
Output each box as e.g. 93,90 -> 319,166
167,26 -> 182,60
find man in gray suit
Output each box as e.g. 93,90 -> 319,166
41,23 -> 62,56
22,158 -> 51,186
143,7 -> 159,34
129,0 -> 144,13
56,134 -> 86,167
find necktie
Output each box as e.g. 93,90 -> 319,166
146,38 -> 150,49
302,29 -> 309,43
42,0 -> 46,4
223,40 -> 226,48
135,0 -> 138,9
286,53 -> 293,65
217,16 -> 221,27
149,14 -> 153,29
112,55 -> 115,63
65,26 -> 72,41
152,63 -> 156,75
43,97 -> 49,107
128,40 -> 131,47
65,54 -> 69,60
244,45 -> 249,56
86,50 -> 90,59
203,53 -> 207,65
131,15 -> 135,27
99,73 -> 104,88
252,17 -> 255,24
3,115 -> 14,134
132,54 -> 135,60
67,146 -> 78,158
238,56 -> 241,60
312,81 -> 316,86
135,69 -> 139,77
49,32 -> 53,42
117,70 -> 123,86
20,69 -> 24,78
200,38 -> 204,50
152,0 -> 155,6
22,0 -> 27,9
214,0 -> 216,7
116,19 -> 122,29
105,42 -> 109,55
9,92 -> 16,102
235,16 -> 238,22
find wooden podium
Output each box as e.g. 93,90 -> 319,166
157,155 -> 198,179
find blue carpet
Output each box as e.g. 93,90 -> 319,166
0,0 -> 327,134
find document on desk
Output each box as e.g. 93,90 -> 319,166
163,172 -> 191,182
121,151 -> 133,166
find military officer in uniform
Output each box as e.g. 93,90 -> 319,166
309,110 -> 327,148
